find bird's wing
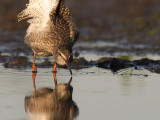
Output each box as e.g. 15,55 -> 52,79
17,0 -> 59,27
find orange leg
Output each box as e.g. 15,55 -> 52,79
53,63 -> 57,87
53,72 -> 57,87
32,53 -> 37,72
53,63 -> 57,73
32,72 -> 37,93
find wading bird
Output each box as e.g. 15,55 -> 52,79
18,0 -> 79,75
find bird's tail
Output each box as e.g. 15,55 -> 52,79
17,0 -> 57,24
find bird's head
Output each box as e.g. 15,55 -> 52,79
55,46 -> 73,75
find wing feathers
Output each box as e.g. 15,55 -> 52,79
18,0 -> 78,46
18,0 -> 57,24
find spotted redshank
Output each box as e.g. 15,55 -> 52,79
18,0 -> 79,75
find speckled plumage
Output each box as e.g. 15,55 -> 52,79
18,0 -> 78,58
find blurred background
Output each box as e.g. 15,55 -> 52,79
1,1 -> 160,120
0,0 -> 160,56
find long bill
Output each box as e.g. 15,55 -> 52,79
67,77 -> 72,87
65,60 -> 72,75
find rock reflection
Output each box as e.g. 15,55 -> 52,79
25,73 -> 79,120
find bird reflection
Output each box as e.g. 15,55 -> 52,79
25,72 -> 79,120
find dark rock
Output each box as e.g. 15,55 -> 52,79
71,57 -> 91,69
4,56 -> 32,68
110,58 -> 134,73
98,57 -> 134,73
110,58 -> 126,73
133,58 -> 160,68
98,57 -> 112,69
134,58 -> 152,66
98,57 -> 112,63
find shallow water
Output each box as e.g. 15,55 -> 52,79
1,63 -> 160,120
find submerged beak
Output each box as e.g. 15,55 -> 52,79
67,77 -> 72,87
65,60 -> 72,75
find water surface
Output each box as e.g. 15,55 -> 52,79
0,65 -> 160,120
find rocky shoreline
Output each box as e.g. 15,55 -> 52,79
1,54 -> 160,74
